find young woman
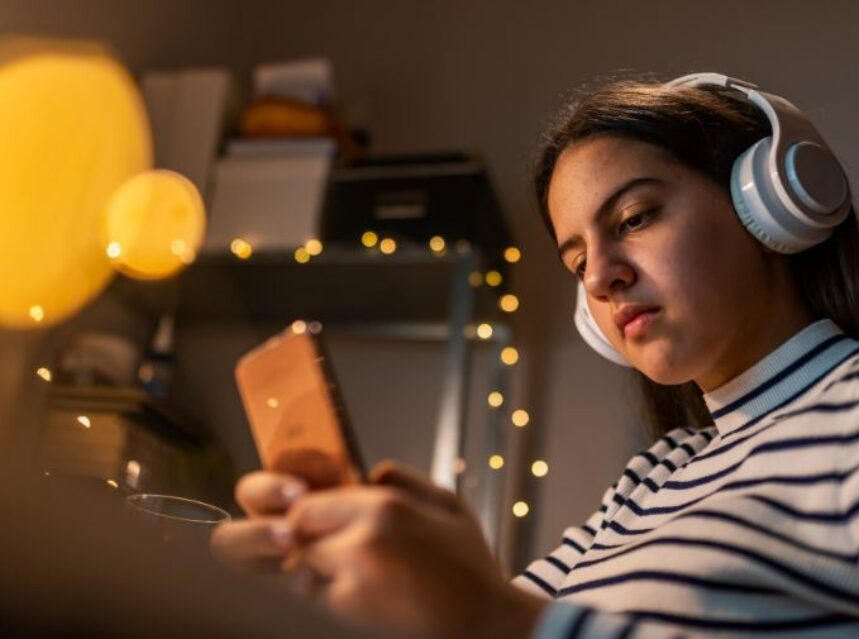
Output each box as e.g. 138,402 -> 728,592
211,74 -> 859,638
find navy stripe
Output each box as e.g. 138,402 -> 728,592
571,537 -> 859,606
596,509 -> 859,563
615,610 -> 855,632
640,451 -> 658,466
558,569 -> 782,597
693,354 -> 859,464
823,367 -> 859,392
564,609 -> 592,638
722,345 -> 859,439
545,555 -> 571,574
619,466 -> 859,518
710,334 -> 846,420
663,429 -> 859,490
562,536 -> 587,554
522,569 -> 556,596
749,495 -> 849,523
773,398 -> 859,422
582,525 -> 597,537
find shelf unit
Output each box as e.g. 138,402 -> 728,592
109,243 -> 520,549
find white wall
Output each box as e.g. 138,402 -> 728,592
3,0 -> 859,568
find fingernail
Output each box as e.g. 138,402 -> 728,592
270,521 -> 293,548
281,482 -> 306,505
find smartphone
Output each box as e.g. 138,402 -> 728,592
235,323 -> 366,488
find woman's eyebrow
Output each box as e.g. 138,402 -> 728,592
557,176 -> 665,258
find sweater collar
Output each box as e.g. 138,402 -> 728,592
702,319 -> 857,437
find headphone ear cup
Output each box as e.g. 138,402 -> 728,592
730,137 -> 843,253
574,281 -> 631,367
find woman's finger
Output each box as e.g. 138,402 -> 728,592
289,486 -> 411,542
369,460 -> 461,512
235,470 -> 307,517
209,517 -> 295,571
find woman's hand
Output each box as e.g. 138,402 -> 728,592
211,462 -> 546,639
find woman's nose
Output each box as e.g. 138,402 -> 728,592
583,244 -> 636,300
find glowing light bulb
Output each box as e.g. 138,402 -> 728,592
504,247 -> 522,264
36,367 -> 52,382
29,305 -> 44,323
102,169 -> 206,280
488,454 -> 505,470
305,238 -> 323,256
291,320 -> 308,334
499,294 -> 519,313
106,242 -> 122,259
485,270 -> 502,287
512,409 -> 530,427
294,247 -> 310,263
531,460 -> 549,477
106,479 -> 119,489
379,238 -> 397,255
487,391 -> 504,408
501,347 -> 519,366
512,501 -> 530,517
308,320 -> 323,334
230,238 -> 253,260
77,415 -> 91,429
361,231 -> 379,248
468,271 -> 483,287
476,323 -> 493,340
429,236 -> 446,253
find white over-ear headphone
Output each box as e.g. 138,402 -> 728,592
573,72 -> 851,367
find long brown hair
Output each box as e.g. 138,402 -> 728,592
534,77 -> 859,438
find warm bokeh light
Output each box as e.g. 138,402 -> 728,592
102,170 -> 205,280
0,38 -> 151,328
361,231 -> 379,248
488,454 -> 505,470
77,415 -> 91,429
504,247 -> 522,264
512,409 -> 530,427
499,294 -> 520,313
106,479 -> 119,489
485,270 -> 503,287
266,397 -> 279,409
468,271 -> 483,287
453,458 -> 467,475
29,305 -> 45,323
308,320 -> 323,334
476,323 -> 493,340
305,238 -> 323,256
291,320 -> 308,334
487,391 -> 504,408
230,238 -> 253,259
429,236 -> 446,253
379,238 -> 397,254
531,460 -> 549,477
500,347 -> 519,365
294,247 -> 311,263
512,501 -> 530,517
36,367 -> 52,382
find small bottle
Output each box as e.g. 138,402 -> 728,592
138,314 -> 175,397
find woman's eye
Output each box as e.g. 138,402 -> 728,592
618,209 -> 653,234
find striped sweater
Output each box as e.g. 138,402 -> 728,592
514,319 -> 859,638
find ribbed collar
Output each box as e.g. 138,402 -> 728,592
702,319 -> 858,437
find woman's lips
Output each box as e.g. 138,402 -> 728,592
622,309 -> 660,339
612,305 -> 662,339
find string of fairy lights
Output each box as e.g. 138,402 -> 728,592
35,232 -> 548,521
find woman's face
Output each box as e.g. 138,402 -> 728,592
547,135 -> 810,390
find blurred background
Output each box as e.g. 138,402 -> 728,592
1,0 -> 857,574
